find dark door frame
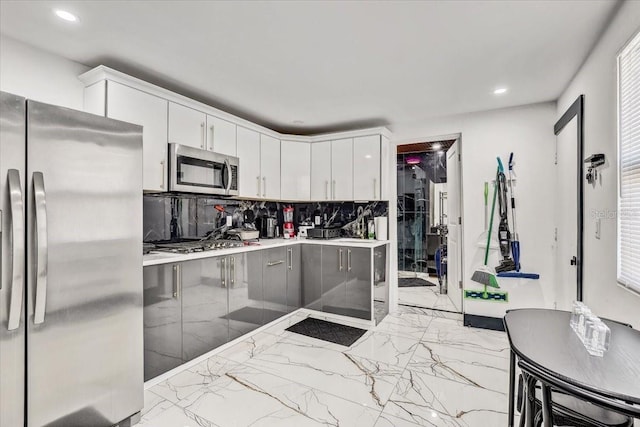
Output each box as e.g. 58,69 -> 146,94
553,95 -> 584,301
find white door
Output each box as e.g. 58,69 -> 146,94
168,102 -> 206,149
446,141 -> 462,312
236,126 -> 261,198
206,115 -> 236,156
260,134 -> 281,199
331,138 -> 353,200
555,119 -> 578,310
106,81 -> 168,192
281,140 -> 310,200
353,135 -> 381,200
311,141 -> 332,200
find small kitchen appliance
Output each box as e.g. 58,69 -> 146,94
168,143 -> 239,196
283,206 -> 295,239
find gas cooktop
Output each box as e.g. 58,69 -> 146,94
150,239 -> 244,254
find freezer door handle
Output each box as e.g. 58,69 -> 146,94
33,172 -> 48,325
7,169 -> 24,331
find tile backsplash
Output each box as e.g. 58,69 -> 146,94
143,194 -> 389,242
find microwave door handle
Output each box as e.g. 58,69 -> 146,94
33,172 -> 48,325
224,159 -> 232,195
7,169 -> 25,331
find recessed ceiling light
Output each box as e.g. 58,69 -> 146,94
54,10 -> 78,22
494,87 -> 508,95
365,154 -> 372,159
432,143 -> 442,150
292,120 -> 304,125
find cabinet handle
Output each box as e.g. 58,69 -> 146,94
338,249 -> 343,271
288,248 -> 293,271
263,177 -> 266,197
200,122 -> 205,149
256,176 -> 261,197
221,258 -> 226,288
267,260 -> 284,267
209,125 -> 215,151
173,264 -> 181,299
325,180 -> 329,200
348,249 -> 352,272
230,256 -> 235,285
373,178 -> 377,199
160,160 -> 165,189
332,180 -> 336,199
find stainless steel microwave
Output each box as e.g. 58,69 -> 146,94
169,143 -> 239,196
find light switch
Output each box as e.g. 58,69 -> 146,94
595,218 -> 601,240
226,215 -> 233,227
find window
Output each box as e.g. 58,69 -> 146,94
617,31 -> 640,294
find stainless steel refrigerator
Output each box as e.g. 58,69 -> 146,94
0,91 -> 144,427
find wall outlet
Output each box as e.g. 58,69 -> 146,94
595,218 -> 601,240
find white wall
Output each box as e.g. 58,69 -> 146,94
390,102 -> 557,318
0,35 -> 88,110
557,0 -> 640,328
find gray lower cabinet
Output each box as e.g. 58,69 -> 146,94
228,251 -> 264,340
286,245 -> 302,312
261,247 -> 288,324
143,264 -> 182,381
320,246 -> 372,320
181,258 -> 229,362
301,244 -> 322,310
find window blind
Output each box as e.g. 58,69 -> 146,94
618,31 -> 640,294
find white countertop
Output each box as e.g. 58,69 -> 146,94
143,238 -> 390,267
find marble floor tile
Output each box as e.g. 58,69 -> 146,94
344,330 -> 420,368
135,405 -> 215,427
217,331 -> 281,364
397,283 -> 459,313
140,389 -> 173,423
374,412 -> 425,427
373,309 -> 432,340
244,336 -> 403,409
385,368 -> 509,426
177,364 -> 381,427
408,340 -> 509,394
421,317 -> 510,359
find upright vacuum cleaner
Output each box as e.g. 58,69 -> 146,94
495,157 -> 516,273
497,153 -> 540,280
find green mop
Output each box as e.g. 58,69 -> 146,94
465,165 -> 508,302
471,167 -> 500,289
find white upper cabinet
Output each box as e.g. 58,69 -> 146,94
281,141 -> 310,201
168,102 -> 207,149
105,81 -> 168,192
353,135 -> 381,200
331,138 -> 353,200
236,126 -> 261,198
206,115 -> 236,156
310,141 -> 331,201
260,134 -> 281,200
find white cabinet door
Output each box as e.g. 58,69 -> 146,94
168,102 -> 206,149
236,126 -> 261,198
260,134 -> 281,200
331,138 -> 353,200
106,81 -> 168,192
353,135 -> 381,200
281,141 -> 310,200
310,141 -> 331,201
206,115 -> 236,156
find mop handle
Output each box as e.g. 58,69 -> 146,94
508,152 -> 518,236
484,167 -> 500,266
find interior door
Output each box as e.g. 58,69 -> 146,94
555,118 -> 579,310
446,141 -> 462,312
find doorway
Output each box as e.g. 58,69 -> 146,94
396,138 -> 463,312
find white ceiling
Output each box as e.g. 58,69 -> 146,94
0,0 -> 619,134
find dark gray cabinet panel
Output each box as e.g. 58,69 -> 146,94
345,247 -> 372,320
286,245 -> 302,312
301,244 -> 322,310
262,247 -> 288,324
143,264 -> 182,381
321,246 -> 348,316
229,251 -> 264,340
181,258 -> 229,361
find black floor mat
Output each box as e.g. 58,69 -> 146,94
285,317 -> 367,347
398,277 -> 436,287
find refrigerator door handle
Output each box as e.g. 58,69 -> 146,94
33,172 -> 48,325
7,169 -> 24,331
